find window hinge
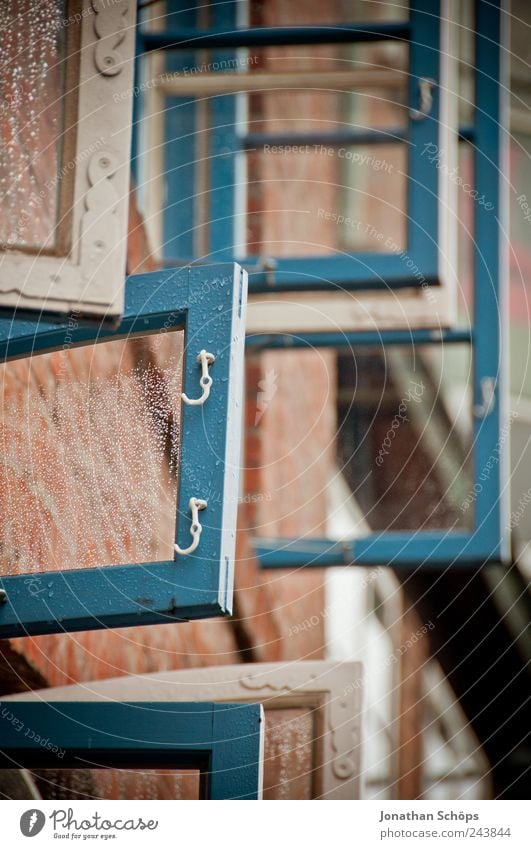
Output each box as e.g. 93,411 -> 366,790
410,77 -> 436,120
244,256 -> 277,287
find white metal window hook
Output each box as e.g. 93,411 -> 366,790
175,497 -> 208,556
181,350 -> 216,406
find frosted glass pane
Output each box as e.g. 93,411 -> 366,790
28,768 -> 200,800
263,708 -> 314,800
0,333 -> 183,577
0,0 -> 67,251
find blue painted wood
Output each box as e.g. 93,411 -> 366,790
209,703 -> 264,800
242,254 -> 438,294
163,253 -> 439,292
242,125 -> 476,149
255,532 -> 502,570
243,128 -> 409,149
0,264 -> 247,637
161,1 -> 200,260
141,22 -> 411,51
208,1 -> 238,263
255,538 -> 354,569
0,701 -> 263,799
246,328 -> 473,349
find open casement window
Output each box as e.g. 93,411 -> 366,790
250,0 -> 509,568
249,0 -> 509,575
137,0 -> 507,569
0,0 -> 136,321
136,0 -> 458,332
0,701 -> 264,800
0,264 -> 247,638
6,661 -> 363,800
251,324 -> 508,568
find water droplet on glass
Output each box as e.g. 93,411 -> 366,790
0,333 -> 184,577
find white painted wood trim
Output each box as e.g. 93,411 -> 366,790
155,69 -> 407,97
437,0 -> 459,323
246,285 -> 454,334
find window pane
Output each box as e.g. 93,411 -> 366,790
263,708 -> 314,800
256,343 -> 473,539
140,34 -> 409,260
245,142 -> 407,257
241,36 -> 408,258
23,768 -> 200,800
336,344 -> 474,533
258,348 -> 336,539
0,333 -> 184,576
247,42 -> 408,133
339,143 -> 407,253
0,0 -> 69,252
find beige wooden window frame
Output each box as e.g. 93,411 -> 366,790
0,0 -> 137,320
7,660 -> 363,799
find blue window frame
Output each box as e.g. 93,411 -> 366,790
0,264 -> 247,637
248,0 -> 509,569
135,0 -> 458,296
132,0 -> 508,571
0,701 -> 263,800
